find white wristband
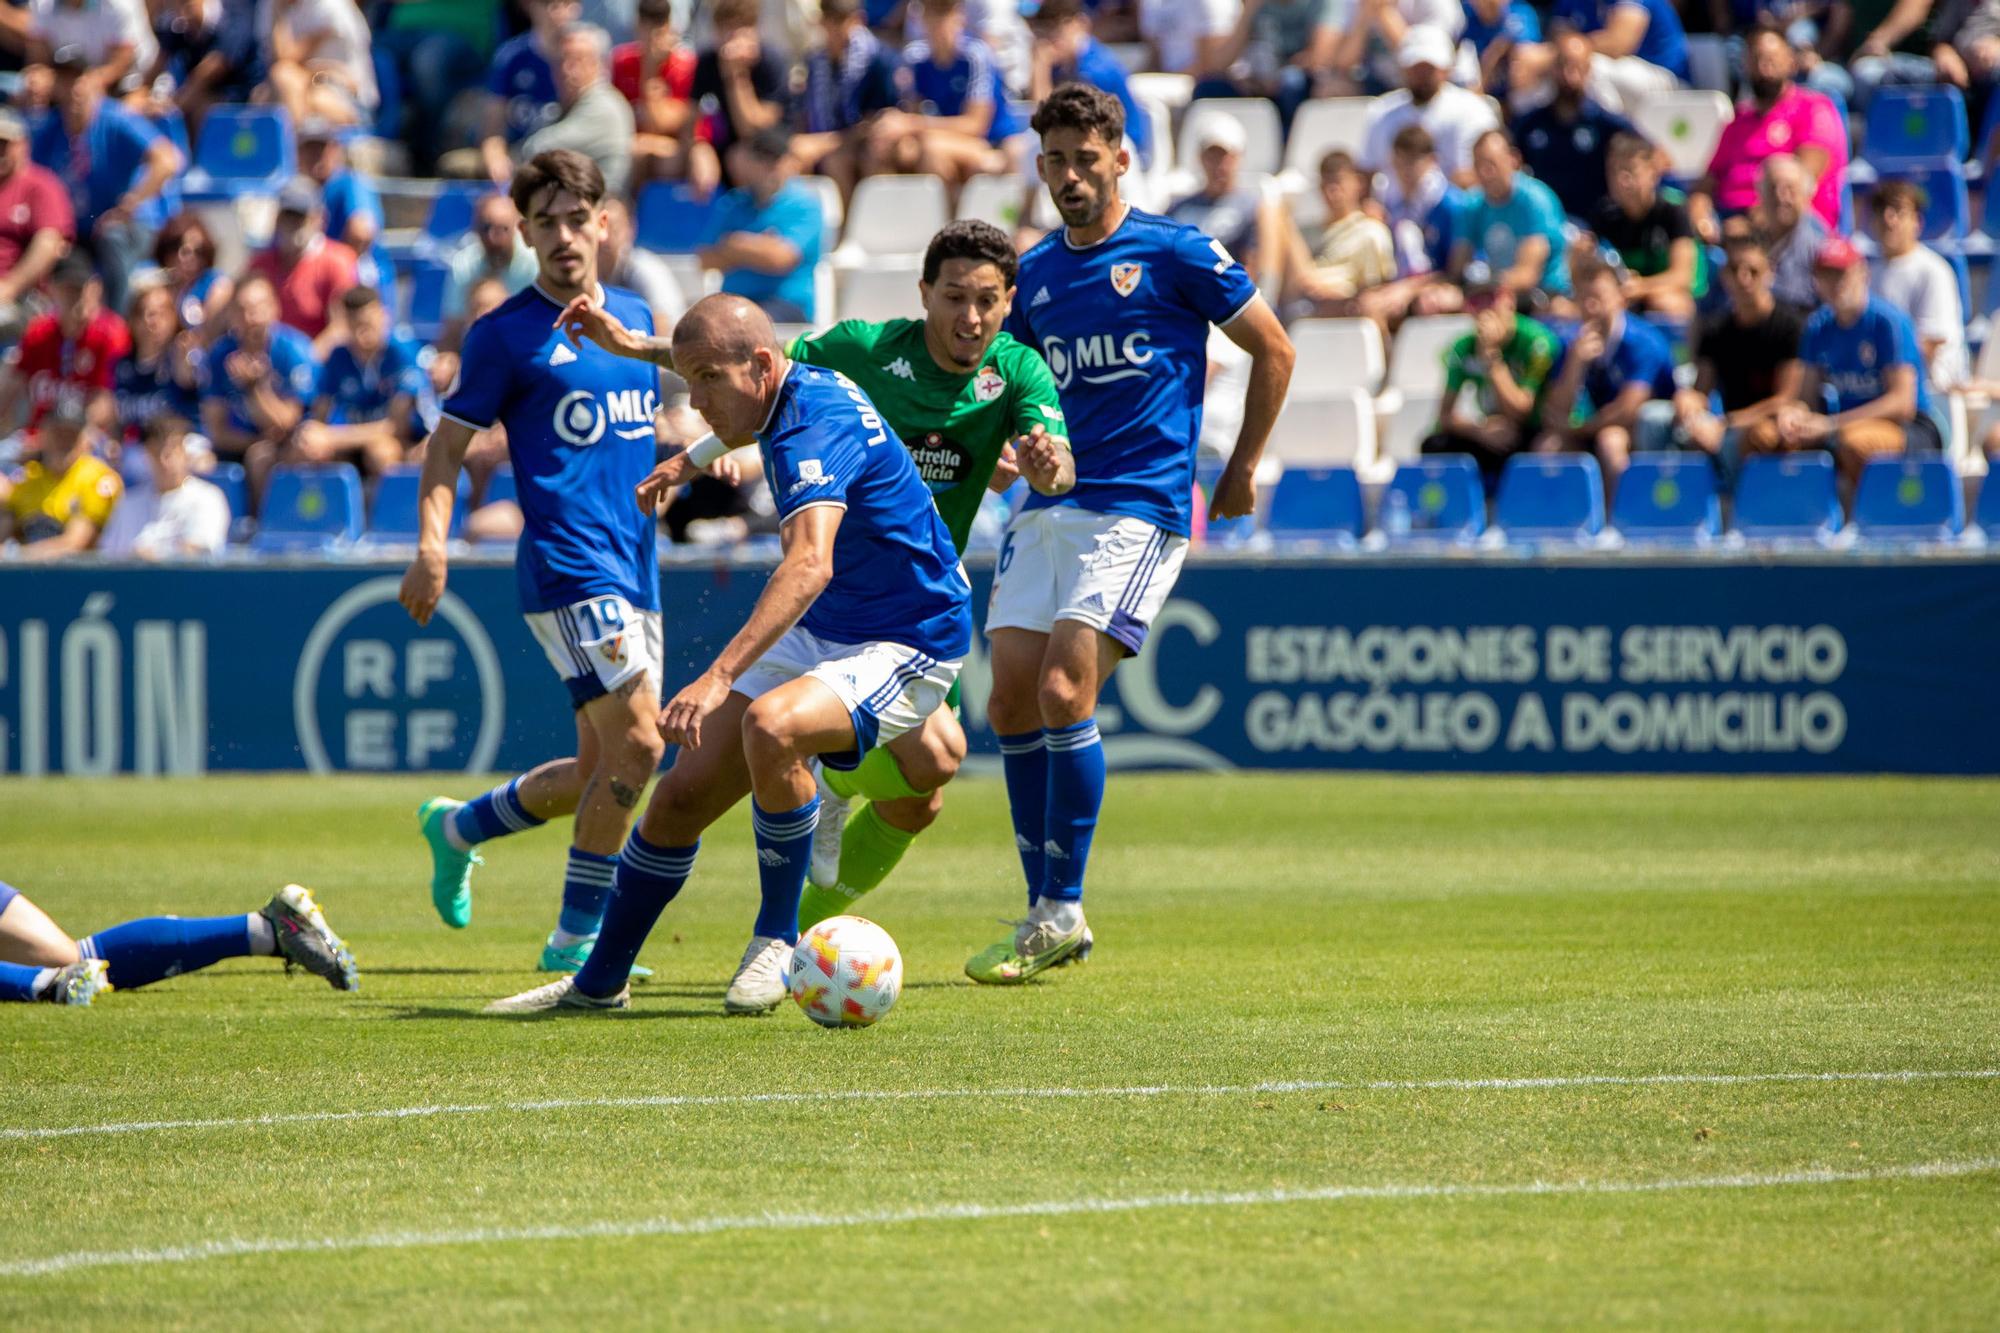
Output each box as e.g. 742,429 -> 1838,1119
685,433 -> 729,469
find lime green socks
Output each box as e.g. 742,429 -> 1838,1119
798,804 -> 917,928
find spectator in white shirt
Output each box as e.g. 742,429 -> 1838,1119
1138,0 -> 1239,78
1331,0 -> 1474,90
259,0 -> 377,130
1361,26 -> 1498,186
98,414 -> 230,560
29,0 -> 156,93
1869,177 -> 1968,392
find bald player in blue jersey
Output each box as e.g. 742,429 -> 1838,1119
487,293 -> 974,1015
970,83 -> 1295,984
399,150 -> 670,978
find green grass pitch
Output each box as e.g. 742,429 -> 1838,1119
3,773 -> 1997,1327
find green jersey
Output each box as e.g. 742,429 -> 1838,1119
1440,314 -> 1562,422
786,319 -> 1067,551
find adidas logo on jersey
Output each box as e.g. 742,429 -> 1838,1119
1030,286 -> 1051,308
549,343 -> 578,367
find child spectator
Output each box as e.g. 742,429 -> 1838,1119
113,282 -> 201,446
1868,177 -> 1968,394
97,413 -> 228,559
1589,132 -> 1703,321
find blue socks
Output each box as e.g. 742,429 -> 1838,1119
78,914 -> 257,990
574,832 -> 696,998
0,959 -> 47,1001
555,848 -> 618,942
1042,719 -> 1105,905
998,730 -> 1048,908
750,796 -> 818,943
448,776 -> 546,849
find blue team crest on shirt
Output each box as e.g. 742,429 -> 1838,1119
1110,262 -> 1143,296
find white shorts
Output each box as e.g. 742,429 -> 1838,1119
525,594 -> 664,708
986,506 -> 1189,655
734,625 -> 961,769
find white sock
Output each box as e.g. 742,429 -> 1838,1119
1034,899 -> 1083,933
32,967 -> 57,999
549,926 -> 595,950
245,912 -> 278,956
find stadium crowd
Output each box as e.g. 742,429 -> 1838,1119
0,0 -> 1997,560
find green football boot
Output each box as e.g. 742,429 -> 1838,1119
417,797 -> 479,929
964,904 -> 1089,985
538,932 -> 651,980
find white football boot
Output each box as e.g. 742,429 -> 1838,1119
723,935 -> 794,1014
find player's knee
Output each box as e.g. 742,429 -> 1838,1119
897,734 -> 961,792
612,720 -> 666,774
1037,671 -> 1095,728
740,696 -> 805,768
884,788 -> 944,832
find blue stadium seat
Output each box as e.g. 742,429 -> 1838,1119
1732,453 -> 1843,542
1379,456 -> 1485,544
400,258 -> 450,343
1612,453 -> 1721,545
250,464 -> 364,553
1494,454 -> 1605,544
418,185 -> 490,257
1976,473 -> 2000,539
1863,85 -> 1969,166
483,465 -> 517,508
206,462 -> 251,542
180,106 -> 296,202
1852,455 -> 1965,541
1883,164 -> 1972,242
367,465 -> 468,542
635,182 -> 720,254
1267,467 -> 1363,546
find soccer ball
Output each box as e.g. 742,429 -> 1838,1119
787,915 -> 902,1028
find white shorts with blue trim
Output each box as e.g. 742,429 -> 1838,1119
732,625 -> 961,770
985,506 -> 1190,655
524,594 -> 665,709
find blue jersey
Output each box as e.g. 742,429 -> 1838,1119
320,336 -> 430,432
1005,208 -> 1259,536
202,325 -> 319,436
905,37 -> 1019,146
756,361 -> 972,660
441,282 -> 662,615
1550,0 -> 1689,80
1800,297 -> 1934,418
487,32 -> 559,143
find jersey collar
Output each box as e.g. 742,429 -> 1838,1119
1062,199 -> 1132,252
757,358 -> 798,437
530,279 -> 605,309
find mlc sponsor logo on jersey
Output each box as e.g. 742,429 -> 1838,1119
552,387 -> 658,446
1042,332 -> 1154,390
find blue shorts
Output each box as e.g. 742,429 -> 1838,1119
0,881 -> 18,918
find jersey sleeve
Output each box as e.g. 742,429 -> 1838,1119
788,319 -> 876,370
1171,223 -> 1259,327
766,417 -> 861,523
1002,340 -> 1068,446
440,315 -> 507,429
79,463 -> 122,530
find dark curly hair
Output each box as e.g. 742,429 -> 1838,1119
1030,82 -> 1124,150
922,220 -> 1018,287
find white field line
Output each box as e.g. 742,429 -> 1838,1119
4,1156 -> 1995,1280
2,1069 -> 1996,1144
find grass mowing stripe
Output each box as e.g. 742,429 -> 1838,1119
6,1157 -> 1996,1280
6,1069 -> 1996,1142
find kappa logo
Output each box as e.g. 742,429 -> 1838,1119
1110,263 -> 1143,297
758,848 -> 789,868
549,343 -> 578,367
887,356 -> 915,380
1030,286 -> 1051,308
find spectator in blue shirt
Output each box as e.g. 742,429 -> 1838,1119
1464,0 -> 1543,96
1510,28 -> 1640,221
1780,236 -> 1945,486
1026,0 -> 1154,168
31,46 -> 182,313
794,0 -> 912,197
1539,253 -> 1678,497
901,0 -> 1027,188
199,273 -> 318,499
299,118 -> 386,289
1453,128 -> 1571,308
468,0 -> 578,186
1515,0 -> 1689,115
699,128 -> 823,324
301,287 -> 428,479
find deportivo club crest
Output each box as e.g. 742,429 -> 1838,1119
1110,263 -> 1143,297
974,368 -> 1005,402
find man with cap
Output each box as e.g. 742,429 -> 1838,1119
1166,114 -> 1265,279
1361,26 -> 1498,187
28,43 -> 181,312
0,252 -> 126,438
697,128 -> 823,324
0,105 -> 74,344
0,395 -> 120,560
299,117 -> 386,290
1780,236 -> 1946,488
245,175 -> 360,355
1421,272 -> 1561,489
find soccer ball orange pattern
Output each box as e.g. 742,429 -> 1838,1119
786,915 -> 902,1028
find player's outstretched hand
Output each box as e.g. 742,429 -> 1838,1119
988,442 -> 1021,493
636,452 -> 699,512
658,671 -> 731,750
554,292 -> 634,357
1209,463 -> 1257,522
399,550 -> 446,627
1015,425 -> 1072,496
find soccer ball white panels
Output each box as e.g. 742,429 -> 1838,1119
787,915 -> 902,1028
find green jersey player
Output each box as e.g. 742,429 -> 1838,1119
613,220 -> 1075,928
